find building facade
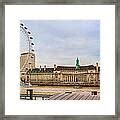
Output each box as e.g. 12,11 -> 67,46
26,58 -> 100,86
20,52 -> 35,82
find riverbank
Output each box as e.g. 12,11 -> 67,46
20,85 -> 100,95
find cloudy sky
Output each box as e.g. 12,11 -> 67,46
20,20 -> 100,67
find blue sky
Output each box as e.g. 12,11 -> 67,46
20,20 -> 100,67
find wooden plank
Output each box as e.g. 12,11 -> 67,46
62,93 -> 76,100
55,93 -> 70,100
80,93 -> 90,100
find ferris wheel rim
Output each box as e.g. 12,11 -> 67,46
20,23 -> 35,73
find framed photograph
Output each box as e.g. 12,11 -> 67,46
5,5 -> 115,115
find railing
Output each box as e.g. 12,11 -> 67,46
20,93 -> 51,100
30,81 -> 100,87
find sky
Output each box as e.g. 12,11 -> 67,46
20,20 -> 100,67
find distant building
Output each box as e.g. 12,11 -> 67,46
26,58 -> 100,86
20,52 -> 35,82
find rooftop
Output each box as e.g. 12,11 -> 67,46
21,52 -> 35,56
57,65 -> 96,70
28,65 -> 100,73
49,92 -> 100,100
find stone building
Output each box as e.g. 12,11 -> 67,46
26,58 -> 100,86
20,52 -> 35,82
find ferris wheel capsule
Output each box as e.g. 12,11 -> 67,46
28,31 -> 31,34
30,36 -> 33,39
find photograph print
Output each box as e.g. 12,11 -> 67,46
20,20 -> 100,100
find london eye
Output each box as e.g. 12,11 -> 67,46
20,23 -> 35,85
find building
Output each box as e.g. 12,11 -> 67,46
26,58 -> 100,86
20,52 -> 35,82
